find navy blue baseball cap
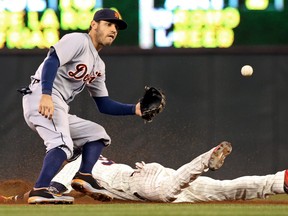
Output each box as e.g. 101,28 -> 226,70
93,8 -> 127,30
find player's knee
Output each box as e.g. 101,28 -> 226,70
46,144 -> 73,159
86,124 -> 111,146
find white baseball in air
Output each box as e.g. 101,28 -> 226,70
241,65 -> 253,76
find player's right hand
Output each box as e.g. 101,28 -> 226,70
38,94 -> 54,120
135,102 -> 142,116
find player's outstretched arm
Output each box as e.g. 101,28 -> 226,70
93,96 -> 136,116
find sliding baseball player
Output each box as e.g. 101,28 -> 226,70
2,141 -> 286,203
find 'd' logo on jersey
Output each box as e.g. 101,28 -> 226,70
68,64 -> 101,83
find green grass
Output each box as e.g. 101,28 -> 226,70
1,203 -> 288,216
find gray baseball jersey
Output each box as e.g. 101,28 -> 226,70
32,33 -> 108,103
52,148 -> 286,202
22,33 -> 111,158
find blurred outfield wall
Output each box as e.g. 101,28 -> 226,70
0,48 -> 288,182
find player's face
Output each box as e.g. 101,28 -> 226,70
90,20 -> 119,50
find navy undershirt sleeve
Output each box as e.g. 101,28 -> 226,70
41,51 -> 60,95
93,96 -> 136,115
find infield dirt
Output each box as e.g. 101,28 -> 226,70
1,179 -> 288,205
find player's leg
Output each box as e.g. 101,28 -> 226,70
50,156 -> 82,194
159,141 -> 232,202
27,148 -> 73,204
129,162 -> 167,201
22,86 -> 74,204
68,114 -> 113,201
175,171 -> 286,202
128,142 -> 232,202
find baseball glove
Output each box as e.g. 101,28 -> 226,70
139,86 -> 166,123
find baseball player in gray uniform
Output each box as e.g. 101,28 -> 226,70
49,141 -> 286,203
4,141 -> 287,203
20,8 -> 142,204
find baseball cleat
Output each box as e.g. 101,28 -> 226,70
283,170 -> 288,193
71,172 -> 113,202
208,141 -> 232,171
49,181 -> 69,195
28,188 -> 74,204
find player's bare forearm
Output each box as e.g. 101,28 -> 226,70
38,94 -> 54,120
135,102 -> 142,116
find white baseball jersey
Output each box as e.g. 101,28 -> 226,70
22,33 -> 111,158
52,148 -> 286,202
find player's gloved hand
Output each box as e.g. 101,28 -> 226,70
139,86 -> 166,123
38,94 -> 54,120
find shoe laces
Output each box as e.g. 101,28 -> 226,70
48,186 -> 63,196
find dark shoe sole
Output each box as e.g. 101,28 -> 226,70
71,179 -> 113,202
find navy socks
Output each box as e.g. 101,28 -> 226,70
78,140 -> 105,174
35,147 -> 67,188
34,140 -> 104,188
